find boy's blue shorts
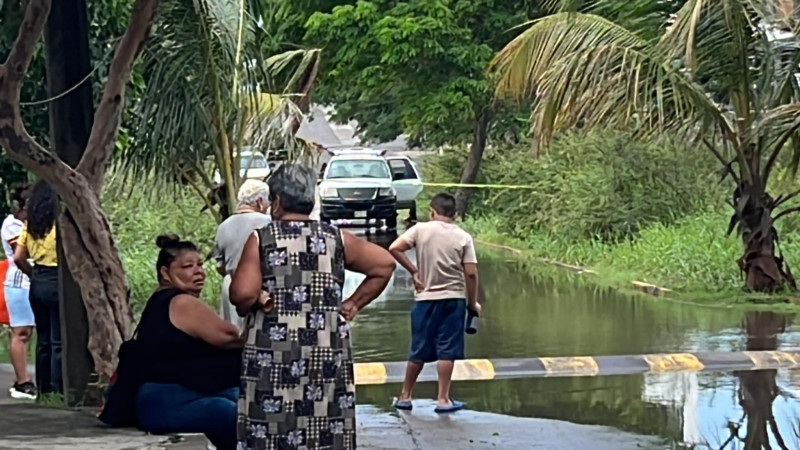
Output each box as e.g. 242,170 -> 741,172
409,299 -> 466,363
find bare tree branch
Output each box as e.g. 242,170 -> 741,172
774,205 -> 800,222
1,0 -> 52,95
774,188 -> 800,208
0,119 -> 75,184
703,138 -> 740,183
78,0 -> 161,191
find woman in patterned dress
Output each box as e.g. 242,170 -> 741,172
230,164 -> 395,450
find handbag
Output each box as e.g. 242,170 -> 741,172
98,319 -> 145,427
0,260 -> 9,326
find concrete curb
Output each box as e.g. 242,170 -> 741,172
353,350 -> 800,384
474,239 -> 671,297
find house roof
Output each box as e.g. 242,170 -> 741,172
296,107 -> 342,148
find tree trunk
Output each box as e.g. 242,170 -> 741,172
45,0 -> 98,405
0,0 -> 161,388
57,199 -> 131,386
455,108 -> 490,217
733,181 -> 796,292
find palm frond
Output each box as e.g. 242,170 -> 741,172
242,93 -> 307,157
117,0 -> 317,198
491,12 -> 732,153
660,0 -> 758,119
541,0 -> 678,38
265,49 -> 322,94
757,104 -> 800,178
491,13 -> 646,101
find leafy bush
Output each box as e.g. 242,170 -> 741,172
426,131 -> 727,240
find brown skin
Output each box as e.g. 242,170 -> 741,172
12,245 -> 32,278
6,208 -> 32,384
230,196 -> 396,320
160,249 -> 242,350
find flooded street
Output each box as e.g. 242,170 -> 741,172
347,238 -> 800,448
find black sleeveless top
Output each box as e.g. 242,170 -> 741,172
136,288 -> 241,393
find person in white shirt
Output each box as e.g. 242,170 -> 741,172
1,191 -> 36,399
212,180 -> 272,328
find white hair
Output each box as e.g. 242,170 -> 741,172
236,179 -> 270,208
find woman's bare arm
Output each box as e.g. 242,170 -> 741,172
230,233 -> 262,316
169,294 -> 242,349
340,231 -> 395,319
13,245 -> 32,277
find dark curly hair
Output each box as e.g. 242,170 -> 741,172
26,181 -> 57,240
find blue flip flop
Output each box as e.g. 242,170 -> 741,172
393,399 -> 413,411
434,400 -> 465,414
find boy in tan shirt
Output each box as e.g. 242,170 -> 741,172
388,193 -> 481,413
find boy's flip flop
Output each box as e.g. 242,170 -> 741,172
393,399 -> 413,410
434,400 -> 464,414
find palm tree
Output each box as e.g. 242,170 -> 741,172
491,0 -> 800,292
118,0 -> 320,222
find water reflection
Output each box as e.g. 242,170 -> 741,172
347,242 -> 800,448
728,312 -> 793,449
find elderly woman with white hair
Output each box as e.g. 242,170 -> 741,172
230,164 -> 395,450
212,179 -> 273,328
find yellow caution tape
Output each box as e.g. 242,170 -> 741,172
423,182 -> 537,189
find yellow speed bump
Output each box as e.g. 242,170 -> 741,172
452,359 -> 496,381
540,357 -> 599,377
643,353 -> 704,372
354,363 -> 388,385
745,351 -> 800,369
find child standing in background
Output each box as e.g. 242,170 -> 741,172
388,193 -> 481,413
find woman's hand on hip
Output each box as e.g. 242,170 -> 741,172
258,291 -> 274,313
340,299 -> 360,321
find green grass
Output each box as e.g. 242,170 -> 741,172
461,212 -> 800,308
36,392 -> 66,407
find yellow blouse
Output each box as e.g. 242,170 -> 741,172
19,224 -> 58,267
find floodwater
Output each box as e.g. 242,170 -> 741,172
349,233 -> 800,449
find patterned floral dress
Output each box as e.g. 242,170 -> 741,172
237,221 -> 356,450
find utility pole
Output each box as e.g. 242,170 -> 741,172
44,0 -> 95,406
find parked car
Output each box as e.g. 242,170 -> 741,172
212,150 -> 272,183
385,155 -> 423,221
318,152 -> 398,228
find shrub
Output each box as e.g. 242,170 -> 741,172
425,131 -> 728,241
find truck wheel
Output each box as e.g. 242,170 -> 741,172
386,213 -> 398,230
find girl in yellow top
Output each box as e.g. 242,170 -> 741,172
14,181 -> 61,396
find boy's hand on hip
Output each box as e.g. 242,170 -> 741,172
340,299 -> 360,321
412,273 -> 424,293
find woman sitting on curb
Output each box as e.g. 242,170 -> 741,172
134,235 -> 242,450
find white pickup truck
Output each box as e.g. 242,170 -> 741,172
317,151 -> 423,228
